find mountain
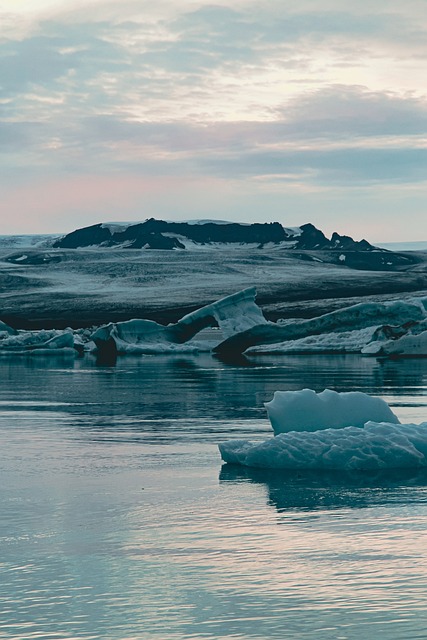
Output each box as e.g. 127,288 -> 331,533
52,219 -> 377,252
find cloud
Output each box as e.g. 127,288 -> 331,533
1,1 -> 427,236
3,84 -> 427,189
280,86 -> 427,138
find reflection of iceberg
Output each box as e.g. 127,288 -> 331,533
92,287 -> 266,355
219,389 -> 427,471
219,465 -> 427,511
214,298 -> 427,354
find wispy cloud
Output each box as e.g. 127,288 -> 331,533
1,1 -> 427,238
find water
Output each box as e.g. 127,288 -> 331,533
1,353 -> 427,640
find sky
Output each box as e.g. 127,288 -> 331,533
1,0 -> 427,241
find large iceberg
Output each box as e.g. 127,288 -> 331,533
219,389 -> 427,471
265,388 -> 399,434
214,298 -> 427,354
92,287 -> 266,355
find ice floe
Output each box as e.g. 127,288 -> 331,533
219,389 -> 427,470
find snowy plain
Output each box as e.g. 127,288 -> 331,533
1,243 -> 427,329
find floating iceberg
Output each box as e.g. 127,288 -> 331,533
362,325 -> 427,357
219,422 -> 427,470
2,287 -> 427,359
215,298 -> 427,354
265,388 -> 399,434
219,389 -> 427,471
0,329 -> 81,356
92,287 -> 266,355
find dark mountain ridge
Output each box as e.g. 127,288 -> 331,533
53,219 -> 376,252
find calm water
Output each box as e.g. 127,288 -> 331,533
1,353 -> 427,640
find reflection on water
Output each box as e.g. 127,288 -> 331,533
220,465 -> 427,511
1,352 -> 427,424
1,353 -> 427,639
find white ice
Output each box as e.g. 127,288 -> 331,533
219,421 -> 427,470
0,328 -> 79,356
215,297 -> 427,354
265,388 -> 400,435
92,287 -> 266,354
219,388 -> 427,471
362,328 -> 427,356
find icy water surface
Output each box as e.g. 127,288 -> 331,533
1,353 -> 427,640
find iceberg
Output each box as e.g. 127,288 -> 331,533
248,326 -> 379,354
0,329 -> 80,356
265,388 -> 399,434
362,326 -> 427,357
219,422 -> 427,470
214,298 -> 427,354
92,287 -> 266,355
0,320 -> 17,335
219,389 -> 427,471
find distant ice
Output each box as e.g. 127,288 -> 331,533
219,388 -> 427,471
92,287 -> 265,355
0,329 -> 80,356
0,234 -> 59,248
215,296 -> 427,355
100,221 -> 139,233
178,219 -> 250,226
376,241 -> 427,251
2,284 -> 427,358
248,326 -> 378,354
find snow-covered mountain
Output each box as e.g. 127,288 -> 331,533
53,219 -> 376,252
0,234 -> 58,249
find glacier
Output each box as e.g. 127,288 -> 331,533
219,389 -> 427,471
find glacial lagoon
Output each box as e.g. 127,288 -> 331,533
1,353 -> 427,639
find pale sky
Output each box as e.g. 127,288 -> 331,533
1,0 -> 427,240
